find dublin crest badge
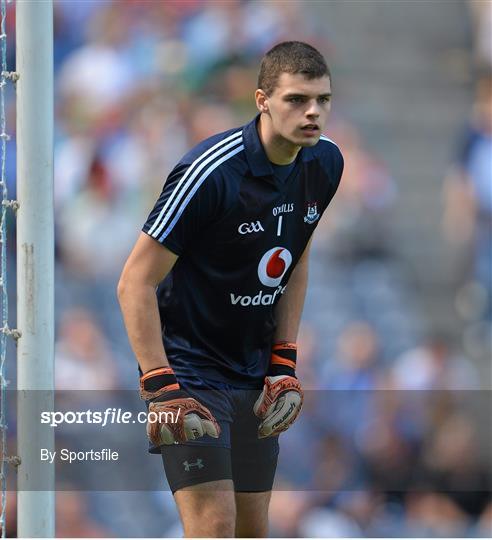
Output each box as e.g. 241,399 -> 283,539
303,202 -> 320,224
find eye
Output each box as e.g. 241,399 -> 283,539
318,96 -> 331,104
288,97 -> 304,103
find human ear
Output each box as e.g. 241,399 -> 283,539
255,89 -> 269,114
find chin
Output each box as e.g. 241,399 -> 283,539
301,138 -> 320,147
298,137 -> 320,148
285,134 -> 319,148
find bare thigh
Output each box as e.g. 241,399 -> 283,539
235,491 -> 272,538
174,479 -> 236,538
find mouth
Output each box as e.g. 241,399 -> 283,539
300,124 -> 320,134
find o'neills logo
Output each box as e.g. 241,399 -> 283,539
230,285 -> 286,307
272,203 -> 294,216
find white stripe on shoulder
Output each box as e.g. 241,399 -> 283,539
319,135 -> 341,150
159,143 -> 245,242
148,130 -> 242,236
151,134 -> 243,238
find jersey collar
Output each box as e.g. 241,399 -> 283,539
242,115 -> 274,178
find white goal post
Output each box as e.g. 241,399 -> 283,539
16,0 -> 54,536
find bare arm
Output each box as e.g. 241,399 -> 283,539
273,237 -> 312,343
254,238 -> 311,437
117,233 -> 178,374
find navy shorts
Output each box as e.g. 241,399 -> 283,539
156,376 -> 279,493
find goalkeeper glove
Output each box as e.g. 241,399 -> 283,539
253,342 -> 303,438
140,366 -> 220,445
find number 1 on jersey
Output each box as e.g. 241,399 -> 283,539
276,215 -> 283,237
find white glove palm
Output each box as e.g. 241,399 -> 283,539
253,375 -> 303,438
148,397 -> 220,445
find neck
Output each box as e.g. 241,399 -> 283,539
257,114 -> 301,165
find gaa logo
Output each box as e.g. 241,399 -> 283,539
258,247 -> 292,287
238,221 -> 264,235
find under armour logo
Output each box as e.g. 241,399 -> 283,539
183,459 -> 204,471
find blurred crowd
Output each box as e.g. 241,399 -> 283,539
1,0 -> 491,538
442,69 -> 492,362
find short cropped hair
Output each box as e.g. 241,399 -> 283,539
258,41 -> 331,96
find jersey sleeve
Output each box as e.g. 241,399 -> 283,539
323,143 -> 344,210
332,146 -> 344,191
142,162 -> 220,255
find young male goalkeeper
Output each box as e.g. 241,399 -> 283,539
118,41 -> 344,537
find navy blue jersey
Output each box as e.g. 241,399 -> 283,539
143,115 -> 344,387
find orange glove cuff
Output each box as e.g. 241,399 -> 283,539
269,342 -> 297,377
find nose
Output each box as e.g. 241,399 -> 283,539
305,100 -> 320,119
